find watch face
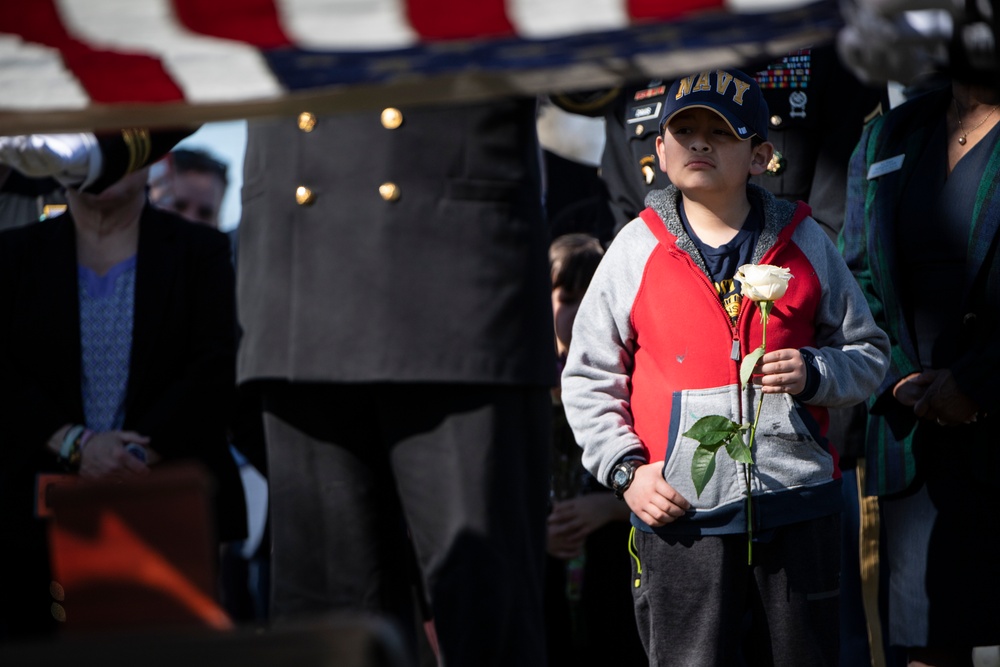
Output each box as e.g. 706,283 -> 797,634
613,467 -> 629,487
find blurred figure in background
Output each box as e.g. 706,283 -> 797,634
842,66 -> 1000,667
234,99 -> 553,667
0,161 -> 245,640
149,145 -> 269,624
148,148 -> 228,229
545,233 -> 645,667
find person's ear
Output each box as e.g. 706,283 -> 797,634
655,135 -> 669,173
749,141 -> 774,176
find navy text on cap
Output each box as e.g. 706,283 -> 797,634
659,70 -> 769,141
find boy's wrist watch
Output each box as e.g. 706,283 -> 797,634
610,459 -> 643,499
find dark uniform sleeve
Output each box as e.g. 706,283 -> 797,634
548,88 -> 623,117
554,82 -> 673,234
85,127 -> 196,193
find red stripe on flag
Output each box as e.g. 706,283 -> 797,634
172,0 -> 293,49
628,0 -> 723,20
405,0 -> 514,40
0,0 -> 184,104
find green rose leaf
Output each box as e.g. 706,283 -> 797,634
740,346 -> 765,390
686,417 -> 745,497
683,415 -> 743,447
691,445 -> 719,498
725,431 -> 754,464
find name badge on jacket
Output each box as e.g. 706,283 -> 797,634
868,154 -> 904,179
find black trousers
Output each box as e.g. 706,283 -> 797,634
260,381 -> 551,666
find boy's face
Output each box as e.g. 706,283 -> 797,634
655,108 -> 773,198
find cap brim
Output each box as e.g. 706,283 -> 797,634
660,103 -> 757,141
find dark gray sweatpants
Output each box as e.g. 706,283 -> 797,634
630,515 -> 840,667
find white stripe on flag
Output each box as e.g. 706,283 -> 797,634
55,0 -> 284,104
725,0 -> 818,13
276,0 -> 418,50
506,0 -> 629,39
0,34 -> 90,111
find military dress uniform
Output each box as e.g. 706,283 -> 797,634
552,45 -> 885,244
236,100 -> 554,666
552,81 -> 669,235
748,46 -> 885,242
0,128 -> 192,232
91,128 -> 196,193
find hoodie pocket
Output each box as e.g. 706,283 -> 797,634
661,385 -> 746,511
749,388 -> 835,493
661,385 -> 835,511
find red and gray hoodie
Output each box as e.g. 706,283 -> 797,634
561,184 -> 889,535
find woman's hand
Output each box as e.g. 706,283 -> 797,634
893,372 -> 931,407
78,430 -> 151,479
911,369 -> 979,425
894,369 -> 978,424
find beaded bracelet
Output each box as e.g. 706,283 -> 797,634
72,429 -> 94,469
58,425 -> 90,471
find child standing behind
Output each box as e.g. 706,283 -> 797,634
560,69 -> 889,666
546,233 -> 645,667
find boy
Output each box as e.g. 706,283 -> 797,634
560,69 -> 889,666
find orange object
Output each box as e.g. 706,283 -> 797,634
46,463 -> 232,633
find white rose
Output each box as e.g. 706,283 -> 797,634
735,264 -> 793,302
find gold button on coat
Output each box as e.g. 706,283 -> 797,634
381,108 -> 403,129
634,124 -> 644,136
769,114 -> 783,127
297,112 -> 317,132
295,186 -> 316,206
379,182 -> 401,202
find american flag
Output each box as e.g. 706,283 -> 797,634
0,0 -> 840,133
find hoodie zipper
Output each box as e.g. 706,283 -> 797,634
678,249 -> 745,394
680,247 -> 758,526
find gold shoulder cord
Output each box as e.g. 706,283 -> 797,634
863,102 -> 884,126
121,128 -> 152,174
550,87 -> 622,114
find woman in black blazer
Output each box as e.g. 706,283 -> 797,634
0,168 -> 245,640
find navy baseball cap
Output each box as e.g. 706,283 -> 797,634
658,69 -> 769,141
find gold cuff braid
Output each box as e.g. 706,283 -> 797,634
121,128 -> 152,174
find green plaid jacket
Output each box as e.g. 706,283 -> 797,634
841,85 -> 1000,496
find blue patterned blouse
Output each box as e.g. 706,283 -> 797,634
78,256 -> 136,432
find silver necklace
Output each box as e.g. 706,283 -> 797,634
954,98 -> 1000,145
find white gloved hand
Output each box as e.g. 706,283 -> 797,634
0,133 -> 102,189
837,0 -> 960,85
